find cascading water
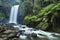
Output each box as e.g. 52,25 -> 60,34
9,5 -> 19,24
8,5 -> 60,40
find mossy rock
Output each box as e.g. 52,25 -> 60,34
23,3 -> 60,32
36,22 -> 48,30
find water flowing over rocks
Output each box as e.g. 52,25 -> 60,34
0,24 -> 48,40
0,23 -> 60,40
0,4 -> 60,40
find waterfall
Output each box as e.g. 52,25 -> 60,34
9,5 -> 19,24
8,5 -> 60,40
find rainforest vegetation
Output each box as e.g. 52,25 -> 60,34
0,0 -> 60,33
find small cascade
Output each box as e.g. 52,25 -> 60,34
8,5 -> 60,40
9,5 -> 19,24
12,24 -> 60,40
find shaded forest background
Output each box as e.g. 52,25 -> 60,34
0,0 -> 60,33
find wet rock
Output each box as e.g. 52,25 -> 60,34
0,24 -> 19,40
3,30 -> 15,34
38,33 -> 46,36
0,38 -> 4,40
1,34 -> 7,38
27,33 -> 37,40
7,23 -> 16,26
31,33 -> 37,40
11,37 -> 19,40
8,33 -> 17,38
31,33 -> 37,38
0,26 -> 5,33
52,34 -> 60,37
0,23 -> 4,26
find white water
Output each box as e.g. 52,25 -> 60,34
14,25 -> 60,40
19,35 -> 27,40
8,5 -> 60,40
9,5 -> 19,24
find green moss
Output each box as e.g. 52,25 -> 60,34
36,4 -> 55,17
36,22 -> 48,30
0,13 -> 5,19
37,3 -> 60,17
23,3 -> 60,32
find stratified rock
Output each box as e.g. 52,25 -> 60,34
0,38 -> 4,40
8,33 -> 17,38
0,24 -> 19,40
3,30 -> 15,34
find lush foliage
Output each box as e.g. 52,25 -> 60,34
0,0 -> 60,33
23,2 -> 60,33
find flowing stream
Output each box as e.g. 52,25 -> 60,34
9,5 -> 60,40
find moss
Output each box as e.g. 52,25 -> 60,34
36,4 -> 55,17
23,3 -> 60,32
36,22 -> 48,30
23,15 -> 41,25
36,3 -> 60,17
0,12 -> 5,19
